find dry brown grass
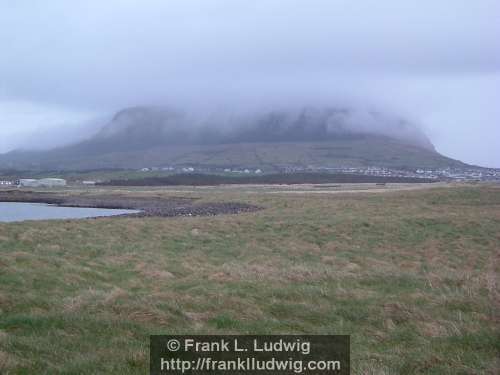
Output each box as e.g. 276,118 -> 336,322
0,184 -> 499,374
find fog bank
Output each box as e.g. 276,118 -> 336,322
0,0 -> 499,166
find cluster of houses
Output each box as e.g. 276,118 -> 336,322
224,168 -> 263,174
275,165 -> 500,182
135,163 -> 500,182
2,166 -> 498,188
414,168 -> 500,181
139,166 -> 263,174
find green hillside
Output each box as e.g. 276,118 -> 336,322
0,137 -> 466,172
0,106 -> 469,172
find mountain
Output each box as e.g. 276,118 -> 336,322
0,106 -> 468,171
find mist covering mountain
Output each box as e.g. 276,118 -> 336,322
91,106 -> 435,150
1,1 -> 499,167
0,105 -> 466,171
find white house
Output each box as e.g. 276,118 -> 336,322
19,179 -> 40,187
19,178 -> 67,187
39,178 -> 67,187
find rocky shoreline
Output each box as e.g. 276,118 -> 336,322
0,190 -> 260,218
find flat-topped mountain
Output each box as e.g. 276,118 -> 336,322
0,106 -> 467,171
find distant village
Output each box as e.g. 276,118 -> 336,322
290,166 -> 500,182
139,166 -> 263,175
1,166 -> 500,188
138,165 -> 500,182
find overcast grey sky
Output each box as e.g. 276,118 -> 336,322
1,0 -> 499,166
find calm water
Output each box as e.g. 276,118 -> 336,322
0,202 -> 140,222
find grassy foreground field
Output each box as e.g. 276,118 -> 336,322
0,184 -> 499,374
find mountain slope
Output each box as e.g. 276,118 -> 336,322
0,106 -> 468,171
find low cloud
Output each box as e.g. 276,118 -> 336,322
0,0 -> 499,166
